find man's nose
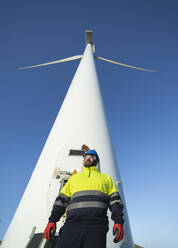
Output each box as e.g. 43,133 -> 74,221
87,158 -> 92,162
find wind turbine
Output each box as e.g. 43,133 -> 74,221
19,31 -> 155,72
1,31 -> 154,248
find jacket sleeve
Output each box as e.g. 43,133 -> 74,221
107,177 -> 124,225
48,180 -> 71,223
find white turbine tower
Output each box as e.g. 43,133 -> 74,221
1,31 -> 155,248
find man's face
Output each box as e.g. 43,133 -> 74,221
83,154 -> 96,167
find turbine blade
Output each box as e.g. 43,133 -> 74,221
19,55 -> 82,70
95,56 -> 156,72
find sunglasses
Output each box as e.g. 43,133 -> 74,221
84,154 -> 96,160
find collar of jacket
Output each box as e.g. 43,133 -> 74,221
82,166 -> 98,173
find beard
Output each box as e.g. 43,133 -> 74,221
84,159 -> 97,167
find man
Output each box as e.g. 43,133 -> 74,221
44,149 -> 124,248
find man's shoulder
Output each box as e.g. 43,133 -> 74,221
99,171 -> 111,178
69,171 -> 83,180
98,172 -> 113,182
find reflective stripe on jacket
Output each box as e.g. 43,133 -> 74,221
49,166 -> 124,225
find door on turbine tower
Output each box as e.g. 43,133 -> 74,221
25,145 -> 87,248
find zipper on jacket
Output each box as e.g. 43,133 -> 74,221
88,167 -> 91,177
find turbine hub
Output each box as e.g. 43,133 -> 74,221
85,30 -> 93,44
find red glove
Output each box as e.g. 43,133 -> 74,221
43,222 -> 56,240
113,223 -> 123,243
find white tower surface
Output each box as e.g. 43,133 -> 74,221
2,42 -> 134,247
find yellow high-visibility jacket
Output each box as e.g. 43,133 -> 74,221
49,166 -> 124,226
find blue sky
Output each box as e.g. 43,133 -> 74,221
0,0 -> 178,247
